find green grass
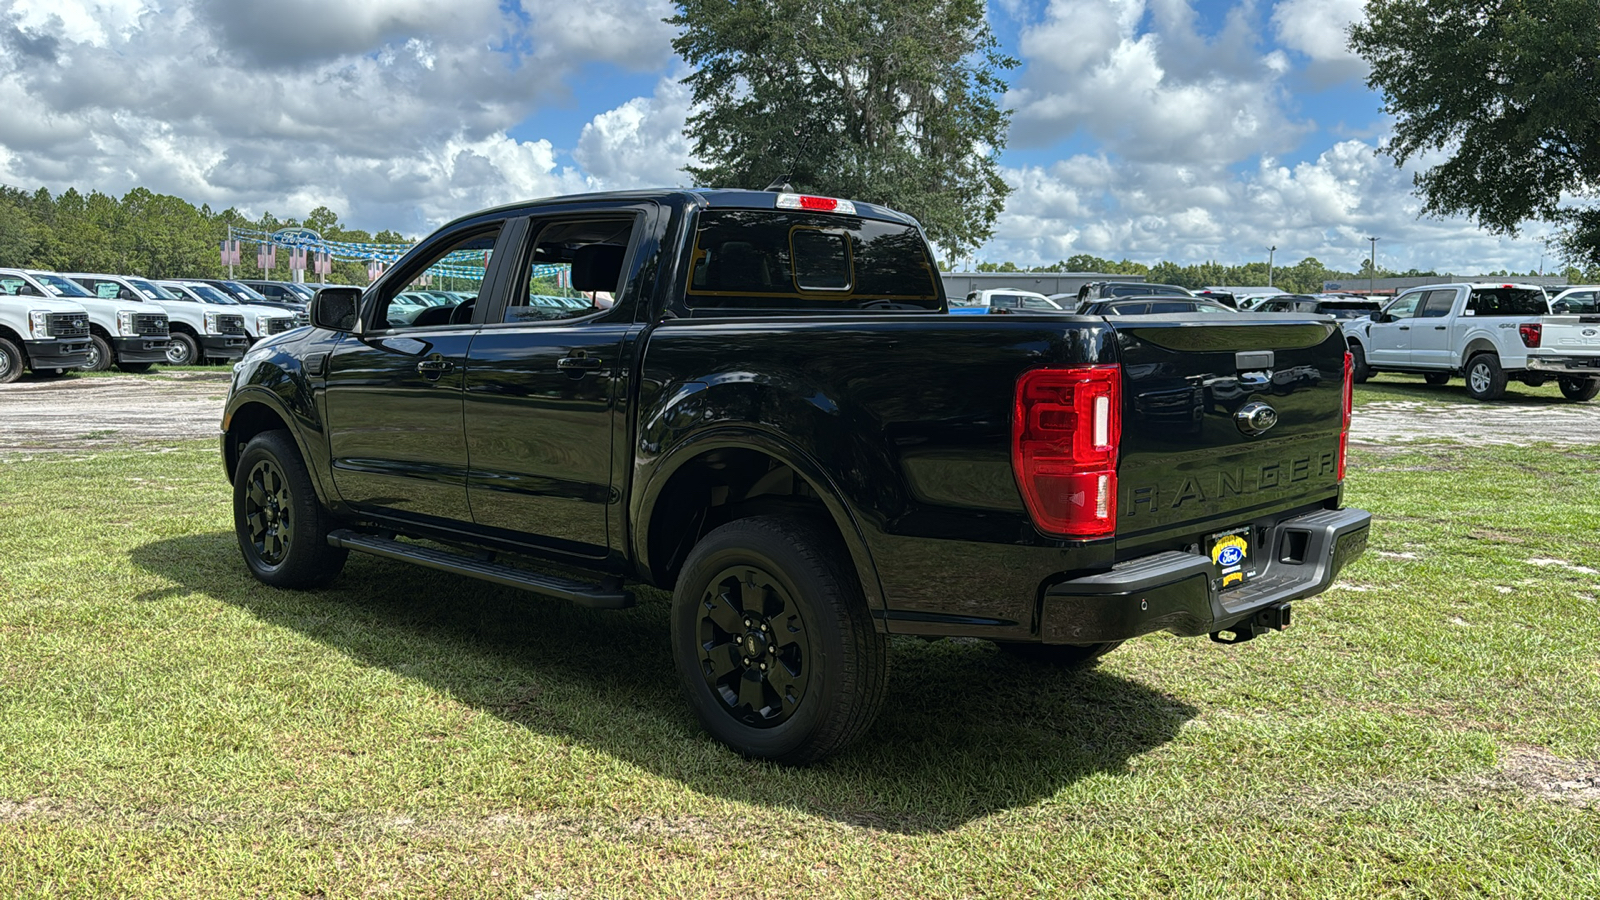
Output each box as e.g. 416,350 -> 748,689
1,441 -> 1598,897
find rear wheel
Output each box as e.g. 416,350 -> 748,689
1465,353 -> 1507,401
166,332 -> 200,366
0,337 -> 22,384
84,334 -> 114,372
670,515 -> 888,765
1348,342 -> 1370,384
995,640 -> 1122,669
1423,372 -> 1450,386
1558,376 -> 1600,402
233,430 -> 348,588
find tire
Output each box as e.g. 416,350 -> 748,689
0,337 -> 22,384
118,362 -> 154,374
84,334 -> 114,372
1348,342 -> 1370,384
1465,353 -> 1507,401
166,332 -> 200,366
1423,372 -> 1450,386
233,430 -> 348,588
1558,376 -> 1600,402
670,515 -> 888,765
995,640 -> 1123,669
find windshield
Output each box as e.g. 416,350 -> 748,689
30,272 -> 94,297
285,283 -> 316,300
169,283 -> 237,305
128,278 -> 180,301
223,281 -> 270,301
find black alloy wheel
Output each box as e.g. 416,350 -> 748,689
166,332 -> 199,366
1558,375 -> 1600,402
1348,342 -> 1370,384
0,337 -> 21,384
671,515 -> 888,765
233,430 -> 347,587
695,565 -> 814,728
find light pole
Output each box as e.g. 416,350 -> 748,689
1266,245 -> 1276,287
1365,237 -> 1380,294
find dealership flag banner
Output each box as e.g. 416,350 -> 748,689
315,252 -> 332,276
256,244 -> 276,273
289,247 -> 307,275
219,240 -> 241,266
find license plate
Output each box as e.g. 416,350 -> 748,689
1208,526 -> 1253,589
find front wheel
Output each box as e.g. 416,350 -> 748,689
0,337 -> 22,384
670,515 -> 888,765
1465,353 -> 1507,401
84,334 -> 114,372
1348,342 -> 1370,384
1558,376 -> 1600,402
1423,372 -> 1450,386
233,430 -> 348,588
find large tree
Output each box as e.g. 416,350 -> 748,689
1349,1 -> 1600,266
670,0 -> 1015,259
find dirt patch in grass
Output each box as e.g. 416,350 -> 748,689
1496,747 -> 1600,807
0,372 -> 230,452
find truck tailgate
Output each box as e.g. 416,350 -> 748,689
1109,315 -> 1348,560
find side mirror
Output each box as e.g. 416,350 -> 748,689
1372,313 -> 1393,324
1552,301 -> 1569,314
311,287 -> 361,332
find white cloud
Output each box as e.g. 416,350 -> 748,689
1271,0 -> 1368,84
574,74 -> 697,189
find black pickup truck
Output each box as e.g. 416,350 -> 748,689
221,189 -> 1370,763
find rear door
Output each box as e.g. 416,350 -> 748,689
1112,315 -> 1348,562
324,218 -> 515,524
460,204 -> 655,558
1408,289 -> 1460,367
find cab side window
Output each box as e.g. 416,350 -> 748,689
497,218 -> 634,324
1418,290 -> 1456,317
372,226 -> 501,329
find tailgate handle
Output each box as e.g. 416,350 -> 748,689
1235,350 -> 1274,370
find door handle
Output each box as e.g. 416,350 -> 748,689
556,355 -> 602,372
1398,325 -> 1410,331
416,357 -> 455,380
1434,326 -> 1446,330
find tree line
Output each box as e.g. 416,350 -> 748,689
0,185 -> 408,286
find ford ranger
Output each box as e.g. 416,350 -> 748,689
221,189 -> 1371,763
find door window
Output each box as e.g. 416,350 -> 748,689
1418,290 -> 1456,317
495,218 -> 635,324
1384,292 -> 1424,319
372,226 -> 502,329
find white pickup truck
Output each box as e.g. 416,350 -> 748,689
1345,282 -> 1599,401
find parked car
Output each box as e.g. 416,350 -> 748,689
159,281 -> 298,343
237,279 -> 317,304
0,275 -> 92,382
1549,285 -> 1599,314
65,273 -> 249,366
948,288 -> 1066,314
1255,295 -> 1382,320
1075,281 -> 1193,306
1344,282 -> 1597,400
221,187 -> 1369,764
1078,297 -> 1237,316
17,269 -> 169,372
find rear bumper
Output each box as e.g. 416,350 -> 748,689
201,334 -> 249,360
23,339 -> 92,370
112,335 -> 171,363
1038,507 -> 1371,644
1525,355 -> 1600,375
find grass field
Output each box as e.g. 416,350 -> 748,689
2,437 -> 1598,897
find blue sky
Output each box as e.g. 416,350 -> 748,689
0,0 -> 1563,275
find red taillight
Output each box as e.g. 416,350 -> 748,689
1012,366 -> 1121,538
1339,351 -> 1353,481
1519,323 -> 1542,347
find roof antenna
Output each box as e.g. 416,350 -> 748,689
763,127 -> 812,192
764,175 -> 795,193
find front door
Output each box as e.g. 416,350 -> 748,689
462,212 -> 646,558
1408,289 -> 1460,368
324,221 -> 513,525
1367,290 -> 1424,365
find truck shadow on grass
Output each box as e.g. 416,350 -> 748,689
133,532 -> 1197,834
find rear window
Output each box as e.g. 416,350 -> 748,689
687,211 -> 939,310
1467,288 -> 1547,316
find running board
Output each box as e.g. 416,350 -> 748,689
327,529 -> 634,609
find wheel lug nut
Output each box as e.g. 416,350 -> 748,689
768,646 -> 775,654
759,663 -> 767,671
742,657 -> 750,666
760,623 -> 768,632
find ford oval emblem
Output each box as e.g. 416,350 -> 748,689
1585,329 -> 1597,336
1235,401 -> 1279,436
